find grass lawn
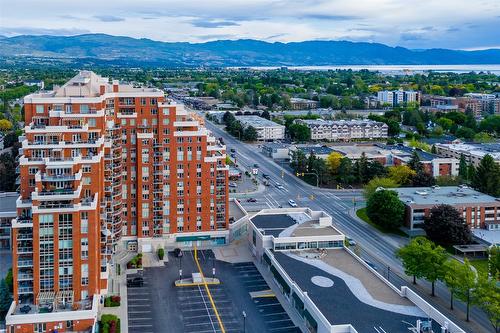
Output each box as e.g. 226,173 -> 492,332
356,207 -> 407,237
469,258 -> 489,276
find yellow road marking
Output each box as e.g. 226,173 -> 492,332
194,246 -> 226,333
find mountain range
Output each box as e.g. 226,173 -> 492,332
1,33 -> 500,67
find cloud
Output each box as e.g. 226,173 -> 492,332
400,32 -> 426,41
302,14 -> 360,21
190,19 -> 240,28
94,15 -> 124,22
0,26 -> 90,36
196,34 -> 236,41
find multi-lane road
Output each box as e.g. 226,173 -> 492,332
202,116 -> 493,333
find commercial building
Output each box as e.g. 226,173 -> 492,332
330,144 -> 393,165
289,98 -> 319,110
0,192 -> 17,249
435,143 -> 500,167
395,186 -> 500,231
390,145 -> 459,177
296,119 -> 388,141
289,145 -> 334,160
261,142 -> 290,160
6,71 -> 228,332
235,115 -> 285,141
376,90 -> 420,107
248,207 -> 462,333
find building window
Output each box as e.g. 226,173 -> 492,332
36,105 -> 44,114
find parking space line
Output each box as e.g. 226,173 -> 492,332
128,317 -> 153,321
256,302 -> 281,307
262,311 -> 287,316
129,324 -> 153,328
128,310 -> 151,314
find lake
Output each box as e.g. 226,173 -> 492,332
242,64 -> 500,74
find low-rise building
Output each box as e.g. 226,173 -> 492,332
247,207 -> 463,333
290,98 -> 319,110
261,142 -> 290,160
297,119 -> 388,141
289,145 -> 334,160
330,144 -> 392,165
390,145 -> 459,177
435,143 -> 500,167
235,115 -> 285,141
395,186 -> 500,231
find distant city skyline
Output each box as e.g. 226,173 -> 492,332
0,0 -> 500,50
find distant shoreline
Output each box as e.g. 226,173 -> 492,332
231,64 -> 500,74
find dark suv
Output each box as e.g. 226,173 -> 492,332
127,277 -> 144,287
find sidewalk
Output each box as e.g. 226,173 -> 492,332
99,251 -> 135,333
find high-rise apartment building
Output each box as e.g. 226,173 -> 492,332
6,71 -> 228,332
377,89 -> 420,107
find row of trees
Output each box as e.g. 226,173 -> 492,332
397,238 -> 499,329
221,111 -> 258,142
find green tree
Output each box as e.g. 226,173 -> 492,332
0,278 -> 12,318
472,154 -> 500,196
407,151 -> 423,172
489,246 -> 500,281
337,157 -> 354,185
352,152 -> 369,183
474,275 -> 500,332
0,153 -> 16,192
363,177 -> 399,200
456,127 -> 475,140
366,190 -> 405,229
412,170 -> 436,187
261,110 -> 270,120
458,154 -> 468,180
4,268 -> 12,293
388,165 -> 415,185
396,237 -> 428,284
423,204 -> 472,247
419,240 -> 448,296
444,259 -> 477,321
243,126 -> 258,141
288,123 -> 311,142
443,260 -> 463,310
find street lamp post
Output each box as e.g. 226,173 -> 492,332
242,311 -> 247,333
179,255 -> 183,280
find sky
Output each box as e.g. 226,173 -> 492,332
1,0 -> 500,50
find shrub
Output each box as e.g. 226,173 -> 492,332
158,248 -> 165,260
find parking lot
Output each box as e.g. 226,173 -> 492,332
177,284 -> 241,333
126,272 -> 156,333
233,262 -> 300,333
125,251 -> 300,333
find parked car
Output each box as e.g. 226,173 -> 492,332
253,163 -> 259,168
247,198 -> 257,202
275,183 -> 285,189
229,182 -> 237,188
230,148 -> 236,153
347,238 -> 357,247
288,199 -> 298,207
230,153 -> 236,158
173,248 -> 183,257
262,174 -> 271,179
127,277 -> 144,287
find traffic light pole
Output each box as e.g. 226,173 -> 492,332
296,171 -> 319,188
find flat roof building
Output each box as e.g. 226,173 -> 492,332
436,143 -> 500,167
394,186 -> 500,231
235,115 -> 285,141
289,98 -> 319,110
247,207 -> 463,333
261,142 -> 290,160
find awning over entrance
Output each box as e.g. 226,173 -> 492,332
176,235 -> 211,242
